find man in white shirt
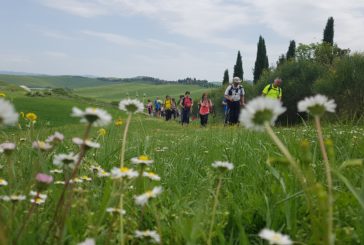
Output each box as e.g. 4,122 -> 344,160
224,77 -> 245,125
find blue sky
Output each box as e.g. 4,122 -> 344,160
1,0 -> 363,81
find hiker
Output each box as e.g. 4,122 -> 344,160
177,95 -> 184,123
262,77 -> 282,100
146,99 -> 153,115
224,77 -> 245,125
154,97 -> 162,117
222,97 -> 229,125
180,91 -> 193,125
171,98 -> 178,119
198,93 -> 213,127
164,95 -> 173,121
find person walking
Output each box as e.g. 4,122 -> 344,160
224,77 -> 245,125
262,77 -> 283,100
180,91 -> 193,125
164,95 -> 173,121
198,93 -> 213,127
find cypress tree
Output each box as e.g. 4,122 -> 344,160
286,40 -> 296,60
223,69 -> 229,86
253,36 -> 269,84
323,17 -> 334,45
233,51 -> 244,80
277,54 -> 286,67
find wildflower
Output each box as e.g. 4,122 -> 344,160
72,138 -> 100,149
258,228 -> 292,245
97,128 -> 106,137
46,131 -> 64,143
298,94 -> 336,116
239,97 -> 286,131
77,238 -> 95,245
135,230 -> 161,243
143,172 -> 161,181
211,161 -> 234,171
115,118 -> 123,126
26,112 -> 37,122
134,186 -> 163,206
32,141 -> 52,151
0,98 -> 18,126
0,92 -> 5,97
97,169 -> 110,177
110,167 -> 139,179
0,178 -> 8,186
71,107 -> 112,126
80,176 -> 92,181
29,191 -> 47,205
0,142 -> 16,155
118,99 -> 144,114
36,173 -> 53,184
19,85 -> 31,92
106,207 -> 126,215
69,178 -> 83,184
20,112 -> 25,118
50,169 -> 63,174
53,152 -> 78,168
0,194 -> 26,202
54,181 -> 66,185
131,155 -> 154,166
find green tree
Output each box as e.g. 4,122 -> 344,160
223,69 -> 229,86
323,17 -> 334,45
286,40 -> 296,60
276,54 -> 286,67
233,51 -> 244,80
253,36 -> 269,83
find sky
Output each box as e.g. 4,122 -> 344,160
1,0 -> 363,81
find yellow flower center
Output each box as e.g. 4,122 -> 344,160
38,141 -> 46,148
272,234 -> 282,242
35,197 -> 43,203
120,167 -> 129,173
115,119 -> 123,126
138,155 -> 150,161
26,113 -> 37,121
148,172 -> 156,176
0,92 -> 6,97
145,191 -> 153,197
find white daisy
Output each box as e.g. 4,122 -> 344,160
259,228 -> 293,245
72,138 -> 100,149
50,169 -> 63,174
97,169 -> 110,177
118,99 -> 144,114
131,155 -> 154,166
69,178 -> 83,184
143,172 -> 161,181
71,107 -> 112,126
0,178 -> 8,186
46,131 -> 64,143
29,191 -> 47,205
106,207 -> 126,215
54,181 -> 66,185
110,167 -> 139,179
0,194 -> 26,202
53,152 -> 79,168
211,161 -> 234,171
239,97 -> 286,131
32,141 -> 53,151
135,230 -> 161,244
298,94 -> 336,116
80,176 -> 92,181
0,98 -> 18,126
0,142 -> 16,154
134,186 -> 163,206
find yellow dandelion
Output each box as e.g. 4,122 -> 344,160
115,118 -> 123,126
26,112 -> 37,122
0,92 -> 6,97
97,128 -> 106,136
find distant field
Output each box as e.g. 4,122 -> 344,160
75,83 -> 213,101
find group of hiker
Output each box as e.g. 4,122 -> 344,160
145,77 -> 282,127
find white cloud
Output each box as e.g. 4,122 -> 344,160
38,0 -> 109,17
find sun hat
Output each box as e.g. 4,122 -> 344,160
232,77 -> 241,83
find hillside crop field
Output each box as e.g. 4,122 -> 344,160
0,87 -> 364,245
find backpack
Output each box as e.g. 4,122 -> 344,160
267,83 -> 281,98
228,85 -> 243,96
182,97 -> 192,108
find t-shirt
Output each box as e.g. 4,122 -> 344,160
262,84 -> 282,99
199,100 -> 212,115
224,85 -> 245,102
164,99 -> 172,110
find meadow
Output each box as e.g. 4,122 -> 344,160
1,84 -> 364,245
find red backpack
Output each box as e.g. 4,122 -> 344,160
183,97 -> 192,108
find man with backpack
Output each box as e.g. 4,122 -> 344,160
180,91 -> 193,125
262,78 -> 283,100
224,77 -> 245,125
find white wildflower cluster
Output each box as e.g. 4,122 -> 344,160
298,94 -> 336,116
259,228 -> 292,245
106,207 -> 126,215
134,186 -> 163,206
53,152 -> 79,168
0,178 -> 8,186
135,230 -> 161,244
30,191 -> 48,205
211,161 -> 234,171
131,155 -> 154,166
32,141 -> 53,151
118,99 -> 144,114
0,142 -> 16,154
0,194 -> 26,202
46,131 -> 64,143
0,98 -> 18,126
73,138 -> 100,149
110,167 -> 139,179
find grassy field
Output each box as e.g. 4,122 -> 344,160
1,88 -> 363,244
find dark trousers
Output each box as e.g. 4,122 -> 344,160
181,108 -> 190,125
200,114 -> 208,126
228,101 -> 241,124
165,109 -> 172,121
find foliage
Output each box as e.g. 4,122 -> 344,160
254,36 -> 269,84
223,69 -> 229,86
323,17 -> 334,45
233,51 -> 244,80
286,40 -> 296,60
